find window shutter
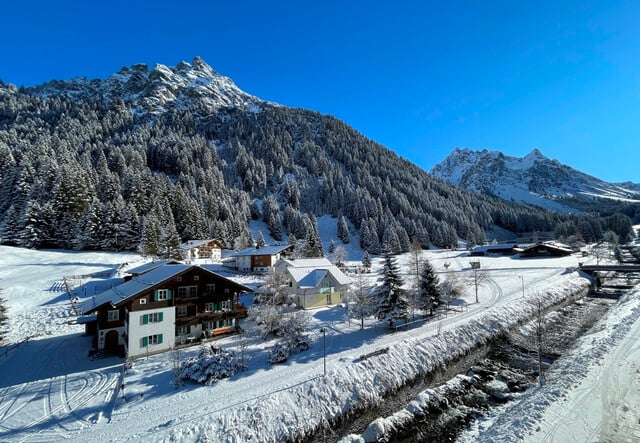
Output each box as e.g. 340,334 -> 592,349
141,336 -> 148,347
167,290 -> 172,300
153,290 -> 158,301
158,312 -> 163,322
157,334 -> 163,344
187,325 -> 191,334
142,314 -> 148,325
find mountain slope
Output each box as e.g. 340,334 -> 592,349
0,58 -> 633,253
431,148 -> 640,212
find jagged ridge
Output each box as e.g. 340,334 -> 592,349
431,148 -> 640,212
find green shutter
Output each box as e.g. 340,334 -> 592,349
187,325 -> 191,334
158,312 -> 163,322
157,334 -> 163,344
167,290 -> 172,300
153,290 -> 158,301
141,336 -> 148,347
142,314 -> 148,325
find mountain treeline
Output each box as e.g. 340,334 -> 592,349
0,79 -> 634,255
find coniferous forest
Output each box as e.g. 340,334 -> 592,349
0,59 -> 635,255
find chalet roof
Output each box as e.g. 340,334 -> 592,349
126,259 -> 181,276
281,258 -> 351,286
80,264 -> 252,314
298,269 -> 330,288
470,244 -> 518,253
232,244 -> 293,257
514,241 -> 574,254
179,239 -> 223,250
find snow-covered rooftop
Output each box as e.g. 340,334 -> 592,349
81,263 -> 190,313
232,244 -> 292,257
282,257 -> 351,286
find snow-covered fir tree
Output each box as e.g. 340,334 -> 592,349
337,215 -> 350,244
373,248 -> 409,325
417,259 -> 441,316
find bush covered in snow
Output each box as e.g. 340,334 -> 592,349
179,346 -> 246,385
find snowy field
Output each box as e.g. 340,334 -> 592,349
0,243 -> 636,442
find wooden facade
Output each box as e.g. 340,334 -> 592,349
83,264 -> 250,358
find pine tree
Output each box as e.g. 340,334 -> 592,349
373,248 -> 408,325
328,239 -> 336,254
301,214 -> 323,257
362,251 -> 372,272
139,216 -> 161,257
337,215 -> 350,244
256,230 -> 266,248
417,259 -> 440,316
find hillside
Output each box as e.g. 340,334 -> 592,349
431,147 -> 640,212
0,58 -> 633,253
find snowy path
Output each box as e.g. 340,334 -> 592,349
530,293 -> 640,443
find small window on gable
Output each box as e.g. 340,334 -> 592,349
224,288 -> 229,293
139,298 -> 147,305
177,276 -> 182,282
194,275 -> 200,281
155,289 -> 171,301
107,310 -> 119,321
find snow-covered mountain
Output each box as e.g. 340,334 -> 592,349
27,56 -> 267,116
431,148 -> 640,212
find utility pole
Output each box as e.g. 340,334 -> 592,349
320,328 -> 326,376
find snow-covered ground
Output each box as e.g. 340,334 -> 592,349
0,243 -> 633,442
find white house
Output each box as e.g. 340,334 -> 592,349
80,263 -> 251,358
180,239 -> 224,263
274,258 -> 351,309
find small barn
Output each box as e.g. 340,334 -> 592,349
515,241 -> 574,258
469,243 -> 519,256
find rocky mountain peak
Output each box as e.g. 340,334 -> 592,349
431,148 -> 640,212
27,57 -> 267,117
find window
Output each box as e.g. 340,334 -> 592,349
221,300 -> 231,312
176,326 -> 190,336
176,306 -> 188,317
224,288 -> 229,293
141,334 -> 163,347
177,286 -> 198,298
141,312 -> 163,324
176,276 -> 182,282
107,310 -> 119,321
194,275 -> 199,281
155,289 -> 171,301
204,302 -> 214,312
204,321 -> 216,330
139,298 -> 147,305
206,283 -> 216,293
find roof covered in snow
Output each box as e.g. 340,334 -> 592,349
280,257 -> 351,287
179,239 -> 223,250
80,263 -> 253,314
232,244 -> 293,257
81,263 -> 191,313
126,259 -> 181,275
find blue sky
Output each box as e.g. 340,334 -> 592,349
2,1 -> 639,182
